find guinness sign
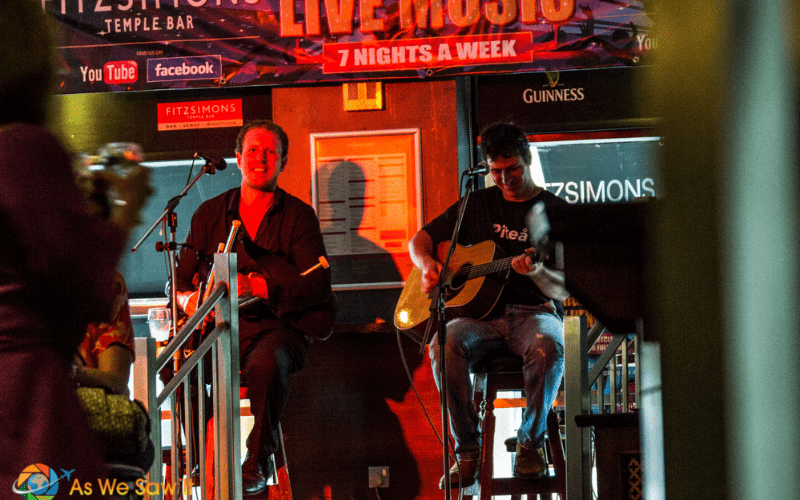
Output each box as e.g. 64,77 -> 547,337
477,66 -> 654,133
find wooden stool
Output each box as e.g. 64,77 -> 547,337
464,355 -> 566,499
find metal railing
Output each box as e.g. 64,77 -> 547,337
585,321 -> 640,414
563,315 -> 641,500
133,253 -> 242,500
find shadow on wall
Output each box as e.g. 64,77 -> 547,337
282,330 -> 426,500
317,159 -> 403,324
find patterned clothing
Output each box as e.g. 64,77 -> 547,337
78,273 -> 135,369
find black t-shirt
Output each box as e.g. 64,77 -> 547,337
422,186 -> 567,317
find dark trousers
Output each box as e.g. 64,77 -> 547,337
240,328 -> 310,463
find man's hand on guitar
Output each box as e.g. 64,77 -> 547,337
513,248 -> 569,301
419,257 -> 443,294
511,247 -> 537,275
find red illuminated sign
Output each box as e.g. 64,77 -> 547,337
322,33 -> 532,73
157,99 -> 244,131
103,60 -> 138,85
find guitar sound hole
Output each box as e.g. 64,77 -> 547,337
449,263 -> 471,290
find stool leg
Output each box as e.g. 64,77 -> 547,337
547,410 -> 567,499
479,378 -> 496,500
205,417 -> 215,500
267,423 -> 293,499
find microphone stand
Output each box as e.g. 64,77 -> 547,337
130,157 -> 222,477
425,168 -> 483,496
131,159 -> 223,339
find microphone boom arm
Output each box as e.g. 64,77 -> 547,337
131,159 -> 220,253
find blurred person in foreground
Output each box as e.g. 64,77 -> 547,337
409,122 -> 569,489
0,0 -> 151,492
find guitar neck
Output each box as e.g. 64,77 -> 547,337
458,255 -> 515,281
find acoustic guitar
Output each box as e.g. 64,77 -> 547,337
394,240 -> 517,341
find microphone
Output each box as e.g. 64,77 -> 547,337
194,152 -> 227,172
466,161 -> 489,176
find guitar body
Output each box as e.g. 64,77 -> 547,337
394,240 -> 510,342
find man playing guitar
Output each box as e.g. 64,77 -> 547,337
408,122 -> 568,489
175,120 -> 334,495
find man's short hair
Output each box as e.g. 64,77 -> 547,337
478,122 -> 533,167
0,0 -> 56,126
235,120 -> 289,161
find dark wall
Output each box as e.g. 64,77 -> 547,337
282,327 -> 444,500
476,66 -> 656,133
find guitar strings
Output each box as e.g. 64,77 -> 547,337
451,256 -> 515,280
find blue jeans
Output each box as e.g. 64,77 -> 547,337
429,303 -> 564,458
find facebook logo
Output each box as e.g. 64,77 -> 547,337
147,56 -> 221,82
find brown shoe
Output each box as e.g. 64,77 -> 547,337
514,442 -> 548,479
439,458 -> 480,489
